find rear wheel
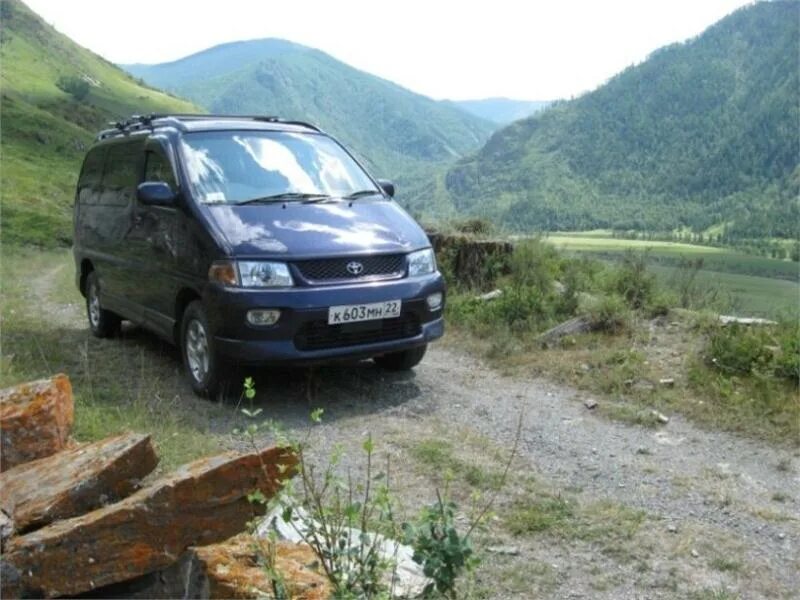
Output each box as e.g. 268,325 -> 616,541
180,301 -> 223,397
374,344 -> 427,371
85,272 -> 121,338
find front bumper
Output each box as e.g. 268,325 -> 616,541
204,272 -> 445,364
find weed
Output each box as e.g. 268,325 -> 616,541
709,557 -> 743,573
505,495 -> 574,535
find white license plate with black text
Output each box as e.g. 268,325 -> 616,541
328,300 -> 402,325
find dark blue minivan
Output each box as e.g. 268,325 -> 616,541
74,114 -> 445,396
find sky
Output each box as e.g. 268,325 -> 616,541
23,0 -> 753,101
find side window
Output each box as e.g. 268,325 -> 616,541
144,150 -> 177,190
77,147 -> 105,205
99,142 -> 142,207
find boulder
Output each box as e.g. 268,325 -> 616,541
0,374 -> 73,471
192,533 -> 331,599
0,432 -> 158,536
1,445 -> 297,598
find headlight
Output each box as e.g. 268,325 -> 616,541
209,260 -> 294,287
408,248 -> 436,277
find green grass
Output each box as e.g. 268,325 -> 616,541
0,247 -> 229,471
408,438 -> 505,491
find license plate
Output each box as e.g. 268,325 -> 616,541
328,300 -> 401,325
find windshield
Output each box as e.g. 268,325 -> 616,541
180,131 -> 379,205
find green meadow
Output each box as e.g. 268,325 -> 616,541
544,232 -> 799,317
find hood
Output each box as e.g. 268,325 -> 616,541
201,199 -> 430,258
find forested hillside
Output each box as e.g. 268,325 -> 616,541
437,1 -> 799,239
124,40 -> 494,197
0,0 -> 200,246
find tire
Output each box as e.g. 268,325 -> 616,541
85,271 -> 121,338
374,344 -> 427,371
180,300 -> 223,397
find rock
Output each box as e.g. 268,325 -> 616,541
691,549 -> 699,558
0,374 -> 74,471
553,281 -> 567,295
659,378 -> 676,388
667,524 -> 678,533
259,504 -> 430,598
487,545 -> 520,556
0,432 -> 157,536
476,289 -> 503,301
192,533 -> 330,599
651,410 -> 670,424
1,445 -> 297,599
584,398 -> 598,409
719,315 -> 777,326
0,510 -> 12,549
538,316 -> 595,347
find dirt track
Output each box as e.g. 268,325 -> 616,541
29,264 -> 800,598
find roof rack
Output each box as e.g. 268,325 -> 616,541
96,113 -> 321,140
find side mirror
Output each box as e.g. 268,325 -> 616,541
137,182 -> 176,206
376,179 -> 395,198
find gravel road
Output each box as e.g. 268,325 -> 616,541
32,263 -> 800,598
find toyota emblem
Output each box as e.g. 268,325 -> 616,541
346,261 -> 364,275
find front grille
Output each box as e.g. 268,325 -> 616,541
294,254 -> 406,282
295,313 -> 421,351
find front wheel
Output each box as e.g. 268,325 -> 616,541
85,272 -> 121,338
374,344 -> 427,371
180,301 -> 223,398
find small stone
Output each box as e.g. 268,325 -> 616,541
667,524 -> 678,533
691,549 -> 699,558
580,363 -> 591,372
623,379 -> 634,387
659,378 -> 676,388
636,447 -> 651,455
584,398 -> 598,410
487,545 -> 520,556
651,410 -> 670,424
778,532 -> 786,540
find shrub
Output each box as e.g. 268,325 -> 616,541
706,322 -> 800,384
452,217 -> 495,236
56,75 -> 90,101
586,295 -> 629,334
608,251 -> 655,309
509,238 -> 560,290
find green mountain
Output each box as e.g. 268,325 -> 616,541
123,39 -> 494,198
447,98 -> 551,125
438,1 -> 799,239
0,0 -> 200,247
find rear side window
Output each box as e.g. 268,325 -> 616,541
99,142 -> 142,207
77,147 -> 105,205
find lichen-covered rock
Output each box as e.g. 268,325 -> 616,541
0,432 -> 158,535
192,533 -> 331,599
0,374 -> 73,471
1,445 -> 297,598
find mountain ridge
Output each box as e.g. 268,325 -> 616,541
433,0 -> 799,239
123,39 -> 495,194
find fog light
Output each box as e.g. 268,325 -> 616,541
246,309 -> 281,326
426,292 -> 443,311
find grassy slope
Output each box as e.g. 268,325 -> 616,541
0,0 -> 201,247
124,39 -> 495,202
438,1 -> 799,237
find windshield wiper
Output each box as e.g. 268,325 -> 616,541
236,192 -> 330,205
341,189 -> 382,200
